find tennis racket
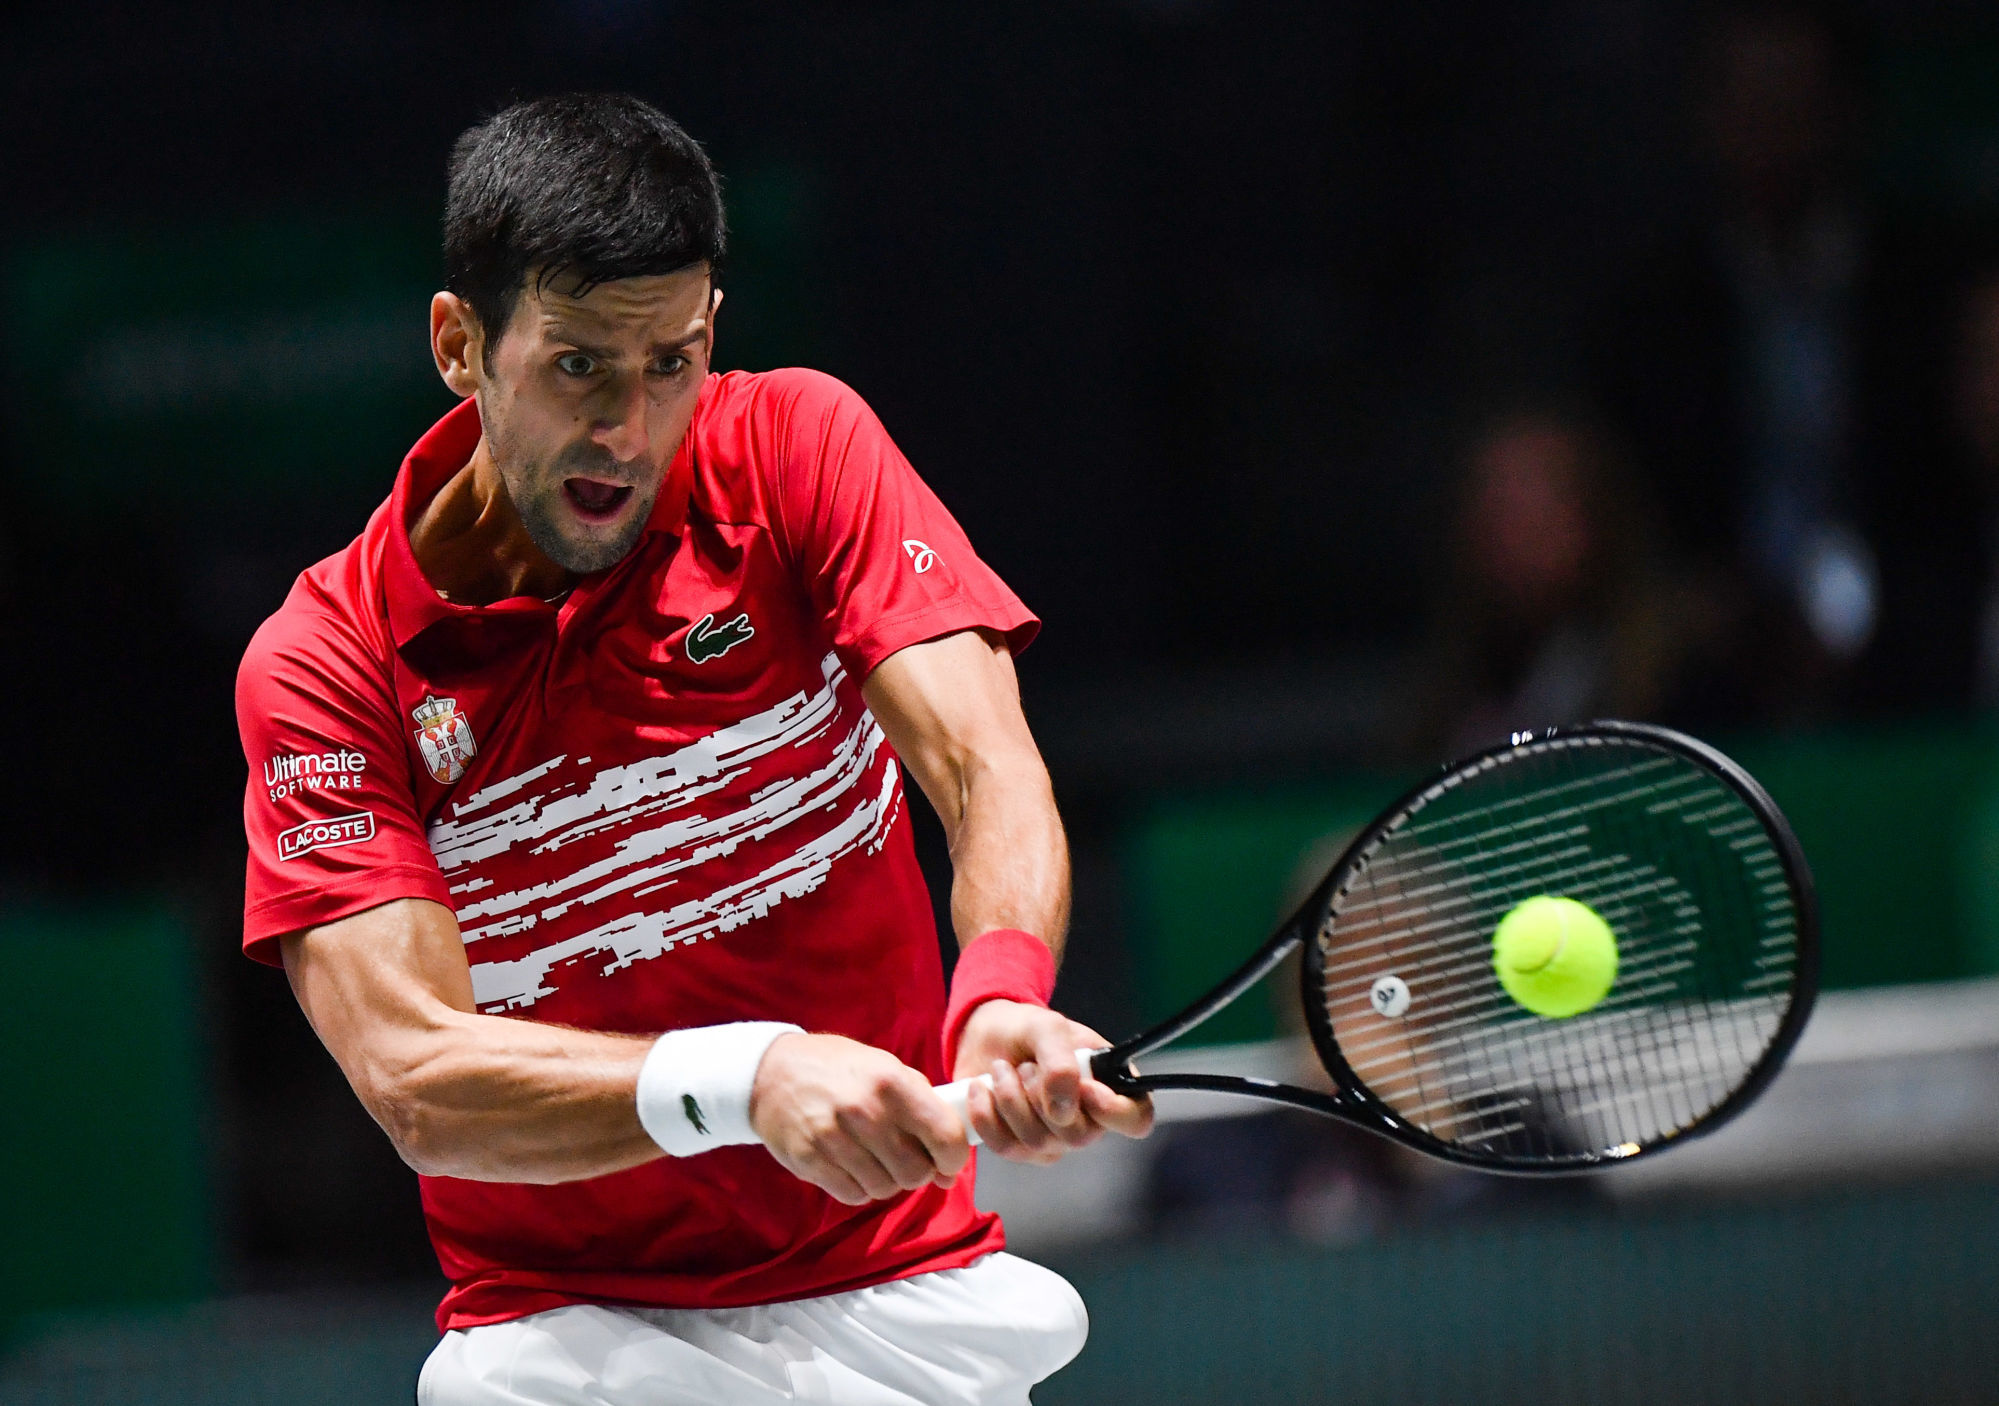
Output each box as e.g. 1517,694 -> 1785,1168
937,721 -> 1817,1174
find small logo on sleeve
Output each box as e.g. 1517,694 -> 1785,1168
682,1094 -> 710,1137
901,539 -> 938,574
685,612 -> 755,664
265,748 -> 368,802
277,810 -> 377,861
413,695 -> 478,784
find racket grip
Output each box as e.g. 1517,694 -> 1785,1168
933,1074 -> 994,1146
932,1048 -> 1104,1148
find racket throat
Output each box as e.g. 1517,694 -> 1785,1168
1115,1068 -> 1380,1123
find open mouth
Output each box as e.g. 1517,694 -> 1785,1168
562,478 -> 636,522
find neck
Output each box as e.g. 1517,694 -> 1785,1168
408,434 -> 576,607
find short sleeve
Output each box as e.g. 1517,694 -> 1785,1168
758,370 -> 1039,679
236,609 -> 451,965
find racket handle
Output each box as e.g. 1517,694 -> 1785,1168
932,1048 -> 1104,1148
933,1074 -> 994,1145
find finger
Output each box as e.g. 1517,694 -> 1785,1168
1029,1028 -> 1086,1128
883,1073 -> 971,1180
790,1151 -> 871,1206
861,1112 -> 952,1191
825,1129 -> 903,1201
991,1060 -> 1063,1162
1024,1062 -> 1103,1150
965,1077 -> 1026,1157
875,1124 -> 951,1191
1079,1077 -> 1155,1138
1068,1022 -> 1149,1136
836,1108 -> 937,1194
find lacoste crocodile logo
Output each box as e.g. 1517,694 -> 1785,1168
682,1094 -> 710,1136
684,611 -> 755,664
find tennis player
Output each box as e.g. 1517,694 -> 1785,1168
235,93 -> 1150,1404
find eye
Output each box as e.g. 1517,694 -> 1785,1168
649,353 -> 690,378
555,352 -> 596,377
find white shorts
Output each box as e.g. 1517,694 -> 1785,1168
417,1252 -> 1088,1406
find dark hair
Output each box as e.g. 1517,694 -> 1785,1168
443,93 -> 726,344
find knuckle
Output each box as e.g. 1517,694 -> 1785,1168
812,1127 -> 859,1164
835,1101 -> 885,1139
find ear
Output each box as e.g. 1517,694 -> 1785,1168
702,284 -> 724,363
431,292 -> 485,398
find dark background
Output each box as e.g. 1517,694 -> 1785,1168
5,0 -> 1999,1329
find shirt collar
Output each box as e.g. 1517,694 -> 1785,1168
383,389 -> 701,650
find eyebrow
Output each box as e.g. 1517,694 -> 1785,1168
545,327 -> 705,359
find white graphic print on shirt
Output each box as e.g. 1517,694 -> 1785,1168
425,654 -> 903,1012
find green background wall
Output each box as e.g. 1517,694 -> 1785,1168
0,907 -> 210,1339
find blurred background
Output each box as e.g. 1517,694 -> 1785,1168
4,2 -> 1999,1402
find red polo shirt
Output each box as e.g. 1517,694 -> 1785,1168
235,368 -> 1034,1330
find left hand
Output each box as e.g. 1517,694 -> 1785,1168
953,1000 -> 1154,1163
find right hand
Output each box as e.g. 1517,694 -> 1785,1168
749,1033 -> 972,1205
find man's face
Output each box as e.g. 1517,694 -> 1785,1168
473,265 -> 717,574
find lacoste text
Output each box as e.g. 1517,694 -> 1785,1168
277,811 -> 377,862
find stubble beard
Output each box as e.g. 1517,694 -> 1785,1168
498,435 -> 661,576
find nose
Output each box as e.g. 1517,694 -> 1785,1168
592,374 -> 652,464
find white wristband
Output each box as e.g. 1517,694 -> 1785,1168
635,1022 -> 803,1158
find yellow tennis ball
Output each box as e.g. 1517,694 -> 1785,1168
1492,895 -> 1618,1018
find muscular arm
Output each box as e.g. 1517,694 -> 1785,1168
865,630 -> 1151,1157
863,629 -> 1069,955
281,899 -> 659,1184
283,899 -> 971,1199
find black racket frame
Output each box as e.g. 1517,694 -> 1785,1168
1086,721 -> 1821,1174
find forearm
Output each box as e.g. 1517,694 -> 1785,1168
946,752 -> 1070,957
936,753 -> 1072,1084
861,631 -> 1071,955
283,901 -> 663,1184
356,1008 -> 661,1184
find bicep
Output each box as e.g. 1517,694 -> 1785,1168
280,897 -> 476,1095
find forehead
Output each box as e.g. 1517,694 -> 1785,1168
524,265 -> 713,343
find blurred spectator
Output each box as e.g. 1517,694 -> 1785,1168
1409,408 -> 1710,758
1591,1 -> 1976,724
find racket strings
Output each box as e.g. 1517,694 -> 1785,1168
1316,736 -> 1800,1165
1332,867 -> 1708,1057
